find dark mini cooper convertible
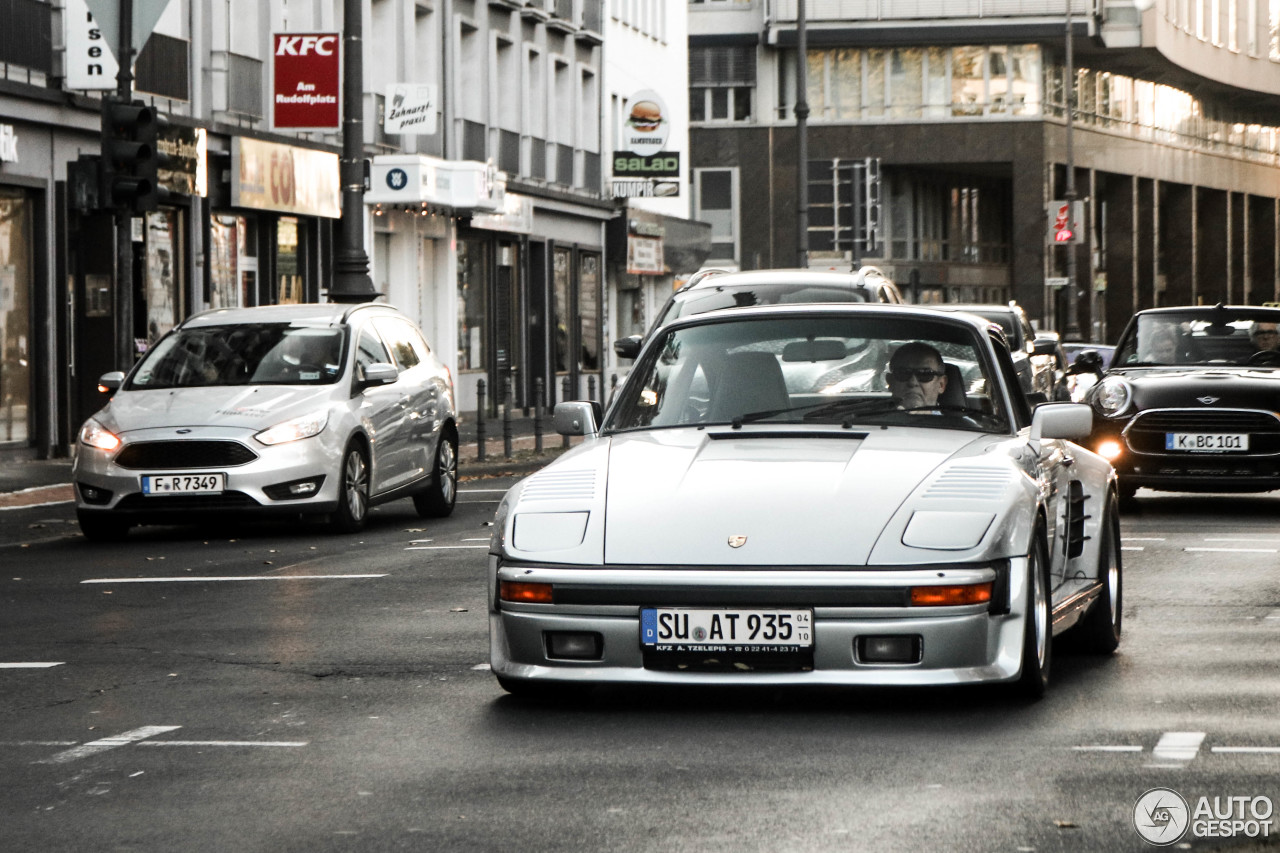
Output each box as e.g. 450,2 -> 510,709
1083,304 -> 1280,498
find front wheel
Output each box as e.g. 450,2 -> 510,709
1068,494 -> 1123,654
331,442 -> 371,534
76,511 -> 131,542
1015,526 -> 1052,700
413,431 -> 458,518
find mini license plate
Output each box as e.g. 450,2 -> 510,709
1165,432 -> 1248,452
142,473 -> 225,495
641,608 -> 813,652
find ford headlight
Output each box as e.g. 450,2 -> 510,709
79,418 -> 121,452
1092,376 -> 1133,418
255,410 -> 329,446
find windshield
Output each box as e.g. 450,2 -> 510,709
1112,310 -> 1280,367
656,283 -> 873,329
129,324 -> 348,389
607,314 -> 1009,433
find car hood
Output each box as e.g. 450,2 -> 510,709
97,385 -> 337,434
1110,366 -> 1280,409
500,426 -> 1009,566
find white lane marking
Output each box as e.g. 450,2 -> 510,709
461,489 -> 509,493
1152,731 -> 1206,762
81,575 -> 387,584
1124,538 -> 1166,541
471,663 -> 492,671
1184,547 -> 1279,554
458,500 -> 501,504
462,538 -> 490,542
1211,746 -> 1280,754
1121,547 -> 1145,552
36,725 -> 181,764
0,741 -> 78,746
0,662 -> 64,668
1072,745 -> 1143,752
137,740 -> 307,748
1265,610 -> 1280,621
405,546 -> 488,551
1204,538 -> 1280,543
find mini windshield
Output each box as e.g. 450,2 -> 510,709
607,314 -> 1009,433
129,324 -> 347,389
1112,310 -> 1280,367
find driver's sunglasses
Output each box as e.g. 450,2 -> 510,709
887,368 -> 944,383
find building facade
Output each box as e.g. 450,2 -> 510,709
688,0 -> 1280,341
0,0 -> 636,461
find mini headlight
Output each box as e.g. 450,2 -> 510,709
254,411 -> 329,446
79,418 -> 121,452
1092,376 -> 1133,417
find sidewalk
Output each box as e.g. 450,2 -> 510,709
0,412 -> 573,510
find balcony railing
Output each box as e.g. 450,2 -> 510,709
770,0 -> 1095,22
224,52 -> 263,120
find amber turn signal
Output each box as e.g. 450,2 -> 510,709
500,581 -> 554,603
909,582 -> 993,606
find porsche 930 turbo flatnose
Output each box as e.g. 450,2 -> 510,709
489,303 -> 1121,699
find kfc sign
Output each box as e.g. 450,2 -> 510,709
273,33 -> 340,129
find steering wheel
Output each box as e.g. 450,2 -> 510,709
1246,350 -> 1280,366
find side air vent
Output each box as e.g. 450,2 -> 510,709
922,467 -> 1012,500
521,469 -> 597,501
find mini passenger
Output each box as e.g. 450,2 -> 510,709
1143,325 -> 1179,363
885,341 -> 948,410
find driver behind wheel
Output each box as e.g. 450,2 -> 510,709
885,342 -> 948,410
1249,321 -> 1280,353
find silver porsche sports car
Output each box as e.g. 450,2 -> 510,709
489,304 -> 1121,699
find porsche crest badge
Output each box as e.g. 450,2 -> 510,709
727,535 -> 747,548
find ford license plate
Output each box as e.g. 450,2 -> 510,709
641,608 -> 813,652
1165,432 -> 1248,452
142,473 -> 224,495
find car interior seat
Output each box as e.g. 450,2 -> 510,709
939,362 -> 968,410
708,351 -> 790,422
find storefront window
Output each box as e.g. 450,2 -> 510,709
553,247 -> 571,372
457,238 -> 488,371
144,209 -> 182,346
210,214 -> 240,308
0,188 -> 31,445
277,217 -> 302,304
239,217 -> 258,306
579,252 -> 600,371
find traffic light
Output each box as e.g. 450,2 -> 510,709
101,98 -> 171,212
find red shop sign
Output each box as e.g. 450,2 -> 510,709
273,33 -> 340,129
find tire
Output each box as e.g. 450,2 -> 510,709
413,430 -> 458,519
331,442 -> 371,534
1069,494 -> 1123,654
1015,525 -> 1052,700
76,511 -> 131,542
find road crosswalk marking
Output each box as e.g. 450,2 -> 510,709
36,726 -> 181,764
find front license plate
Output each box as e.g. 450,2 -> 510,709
1165,432 -> 1248,452
142,473 -> 225,495
641,608 -> 813,652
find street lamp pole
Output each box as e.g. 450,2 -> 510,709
795,0 -> 809,269
330,0 -> 380,303
1062,1 -> 1082,341
112,0 -> 135,370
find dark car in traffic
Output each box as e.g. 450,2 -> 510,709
1081,304 -> 1280,498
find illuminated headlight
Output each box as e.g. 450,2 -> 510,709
79,418 -> 121,452
1092,376 -> 1133,417
254,411 -> 329,446
512,512 -> 589,552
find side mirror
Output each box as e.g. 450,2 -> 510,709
358,362 -> 398,388
1031,339 -> 1058,357
613,335 -> 642,360
97,371 -> 125,394
1067,349 -> 1105,376
553,401 -> 599,437
1029,402 -> 1093,442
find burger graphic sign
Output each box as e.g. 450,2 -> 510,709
624,90 -> 670,157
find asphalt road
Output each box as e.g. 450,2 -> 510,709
3,486 -> 1280,852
